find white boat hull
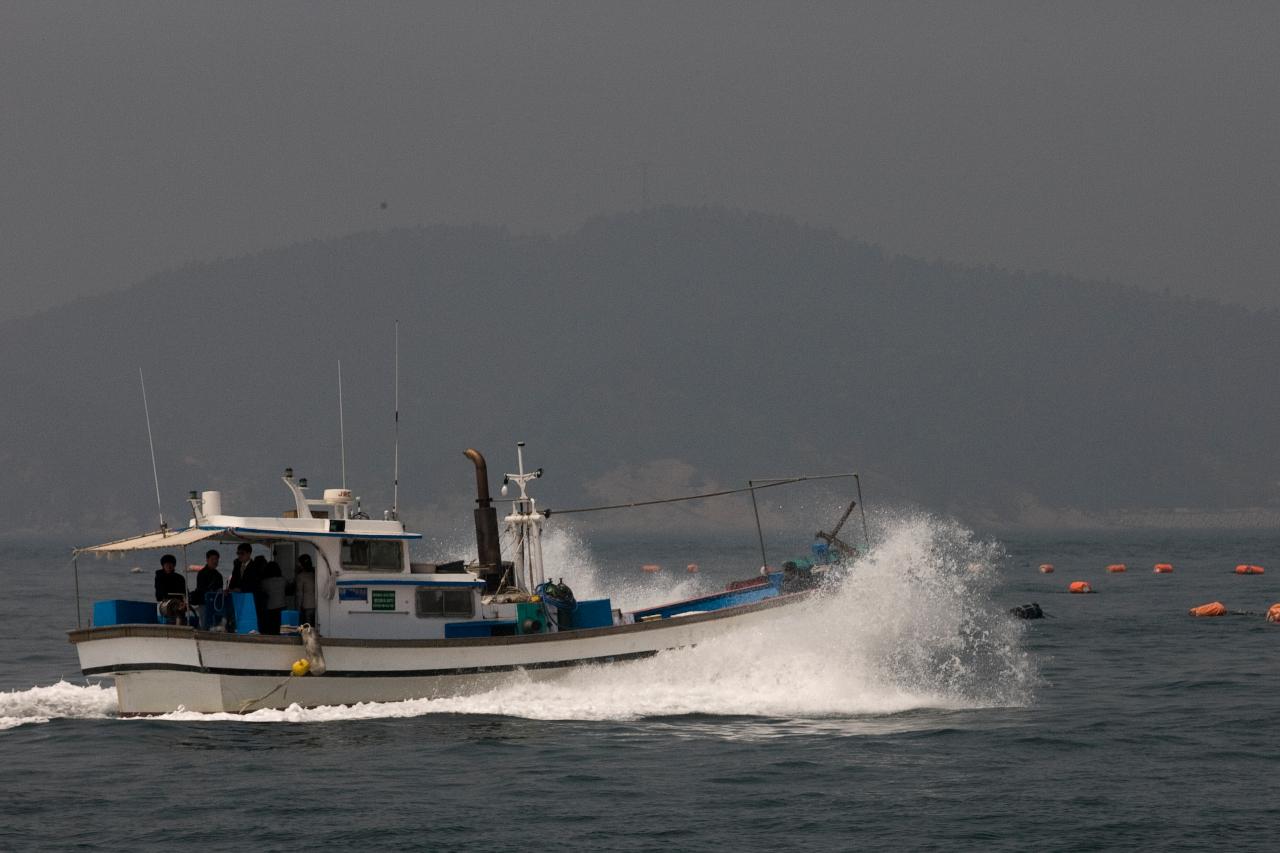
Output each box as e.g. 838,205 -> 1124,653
70,594 -> 806,714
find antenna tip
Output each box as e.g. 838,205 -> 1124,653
517,441 -> 525,447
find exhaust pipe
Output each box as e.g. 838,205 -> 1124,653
464,448 -> 493,506
464,449 -> 503,589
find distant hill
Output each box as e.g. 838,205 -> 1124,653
3,206 -> 1278,539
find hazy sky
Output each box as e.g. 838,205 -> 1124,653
3,2 -> 1279,318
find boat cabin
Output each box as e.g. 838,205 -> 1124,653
78,470 -> 496,640
76,458 -> 630,641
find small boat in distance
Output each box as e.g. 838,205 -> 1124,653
70,444 -> 862,715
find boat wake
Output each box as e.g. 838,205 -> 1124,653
0,680 -> 117,730
6,514 -> 1035,728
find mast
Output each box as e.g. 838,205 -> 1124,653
391,321 -> 400,520
337,360 -> 347,489
502,441 -> 544,591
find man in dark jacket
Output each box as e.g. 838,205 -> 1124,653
191,549 -> 225,629
223,543 -> 256,632
154,554 -> 188,624
227,543 -> 253,591
191,549 -> 224,603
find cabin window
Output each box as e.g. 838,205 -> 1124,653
416,587 -> 474,618
340,539 -> 403,572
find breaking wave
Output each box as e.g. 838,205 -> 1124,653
0,680 -> 117,730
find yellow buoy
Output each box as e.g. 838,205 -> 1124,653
291,659 -> 311,677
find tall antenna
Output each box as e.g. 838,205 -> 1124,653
138,368 -> 166,532
337,360 -> 347,489
392,321 -> 400,519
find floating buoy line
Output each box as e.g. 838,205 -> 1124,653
1028,557 -> 1277,624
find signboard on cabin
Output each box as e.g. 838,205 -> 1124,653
371,590 -> 397,611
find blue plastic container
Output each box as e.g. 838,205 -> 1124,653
231,592 -> 259,634
563,598 -> 614,630
92,599 -> 158,627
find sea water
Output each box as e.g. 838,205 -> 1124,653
0,518 -> 1277,851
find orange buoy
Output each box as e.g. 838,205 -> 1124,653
1234,564 -> 1265,575
1039,563 -> 1055,574
1189,601 -> 1228,617
1153,563 -> 1174,574
1068,581 -> 1092,594
686,563 -> 699,573
641,564 -> 661,573
1266,604 -> 1280,624
1106,563 -> 1127,573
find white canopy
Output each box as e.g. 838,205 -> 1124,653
75,526 -> 230,555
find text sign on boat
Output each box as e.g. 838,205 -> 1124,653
371,590 -> 397,611
339,587 -> 368,602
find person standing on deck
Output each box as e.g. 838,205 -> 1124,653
191,549 -> 225,629
260,560 -> 286,635
242,555 -> 268,632
225,542 -> 254,632
295,554 -> 317,627
154,554 -> 188,624
227,543 -> 253,591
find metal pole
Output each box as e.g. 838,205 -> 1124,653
73,554 -> 82,628
338,360 -> 347,489
748,480 -> 769,571
392,322 -> 399,519
855,474 -> 870,548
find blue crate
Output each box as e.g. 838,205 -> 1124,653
92,600 -> 159,627
563,598 -> 614,630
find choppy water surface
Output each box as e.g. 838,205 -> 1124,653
1,518 -> 1278,851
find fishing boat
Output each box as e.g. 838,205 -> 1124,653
69,444 -> 863,715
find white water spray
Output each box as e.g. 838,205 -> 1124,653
0,680 -> 117,730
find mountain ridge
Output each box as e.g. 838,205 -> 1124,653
3,206 -> 1277,538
